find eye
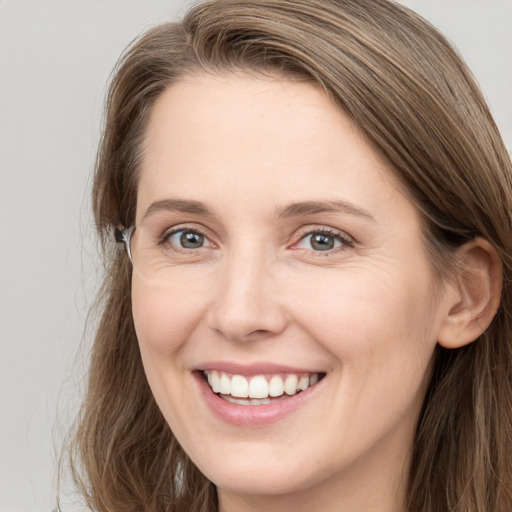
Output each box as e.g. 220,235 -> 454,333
165,229 -> 211,249
296,230 -> 352,252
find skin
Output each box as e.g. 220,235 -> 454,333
131,72 -> 459,512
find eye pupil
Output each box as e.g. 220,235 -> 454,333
311,234 -> 334,251
180,231 -> 204,248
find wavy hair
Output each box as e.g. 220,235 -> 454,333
65,1 -> 512,510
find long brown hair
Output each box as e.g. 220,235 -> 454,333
65,1 -> 512,510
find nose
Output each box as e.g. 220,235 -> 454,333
207,246 -> 287,342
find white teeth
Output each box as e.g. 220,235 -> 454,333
248,375 -> 269,399
251,398 -> 272,405
223,396 -> 274,406
219,372 -> 231,395
203,370 -> 322,400
208,370 -> 221,393
231,375 -> 249,398
223,396 -> 249,405
284,374 -> 299,395
268,375 -> 284,397
298,375 -> 309,391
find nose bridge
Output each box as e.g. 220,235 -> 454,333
209,238 -> 285,341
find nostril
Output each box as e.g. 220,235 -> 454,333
246,329 -> 274,338
211,324 -> 282,343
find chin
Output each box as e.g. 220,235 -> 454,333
202,458 -> 325,497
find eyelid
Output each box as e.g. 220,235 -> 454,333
156,223 -> 354,253
290,226 -> 355,252
159,225 -> 216,249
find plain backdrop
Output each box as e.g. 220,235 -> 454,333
1,1 -> 511,511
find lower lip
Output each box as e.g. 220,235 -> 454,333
194,372 -> 323,427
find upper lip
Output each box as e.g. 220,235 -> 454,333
195,361 -> 325,376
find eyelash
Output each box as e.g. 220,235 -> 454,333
159,227 -> 213,252
158,226 -> 354,255
293,228 -> 354,254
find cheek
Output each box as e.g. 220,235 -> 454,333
131,279 -> 207,435
287,266 -> 439,391
288,272 -> 438,445
131,278 -> 205,358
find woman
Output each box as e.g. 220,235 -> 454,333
67,0 -> 512,510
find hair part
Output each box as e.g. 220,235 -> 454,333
67,1 -> 512,510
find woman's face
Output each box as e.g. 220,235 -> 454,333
132,73 -> 450,508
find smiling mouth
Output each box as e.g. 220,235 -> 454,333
202,370 -> 325,406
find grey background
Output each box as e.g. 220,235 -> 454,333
1,1 -> 510,511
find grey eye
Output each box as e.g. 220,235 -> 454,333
297,232 -> 343,251
168,230 -> 208,249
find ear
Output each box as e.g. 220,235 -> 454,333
437,238 -> 502,349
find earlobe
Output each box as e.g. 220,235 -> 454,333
437,238 -> 502,349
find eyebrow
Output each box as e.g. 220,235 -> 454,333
276,200 -> 375,221
142,199 -> 213,219
142,198 -> 375,221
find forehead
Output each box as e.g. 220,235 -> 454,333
137,71 -> 410,224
